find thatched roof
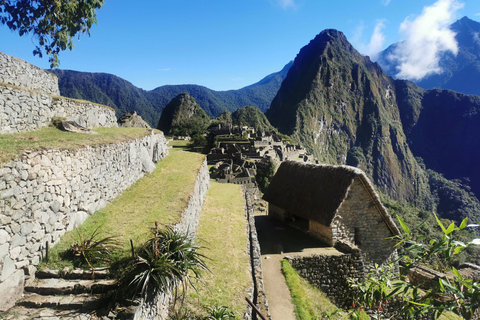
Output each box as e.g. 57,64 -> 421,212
263,160 -> 400,235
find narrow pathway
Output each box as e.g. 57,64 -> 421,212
254,210 -> 342,320
262,254 -> 296,320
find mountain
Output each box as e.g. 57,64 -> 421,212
231,106 -> 276,132
266,29 -> 480,222
378,16 -> 480,96
50,62 -> 291,127
157,92 -> 210,136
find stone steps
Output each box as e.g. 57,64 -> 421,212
25,278 -> 118,295
1,268 -> 124,320
17,292 -> 111,310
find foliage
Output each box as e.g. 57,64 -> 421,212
204,306 -> 236,320
348,264 -> 396,319
256,159 -> 276,193
189,134 -> 208,148
64,226 -> 118,270
350,214 -> 480,319
0,0 -> 104,67
231,106 -> 275,132
123,225 -> 209,301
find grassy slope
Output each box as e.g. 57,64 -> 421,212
0,126 -> 156,163
182,181 -> 250,318
40,141 -> 206,269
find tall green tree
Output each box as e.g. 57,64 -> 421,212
0,0 -> 104,67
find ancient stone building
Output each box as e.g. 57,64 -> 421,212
263,160 -> 400,265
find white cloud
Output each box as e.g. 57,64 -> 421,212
275,0 -> 295,9
473,32 -> 480,45
351,20 -> 385,60
388,0 -> 464,81
381,0 -> 392,6
366,20 -> 386,60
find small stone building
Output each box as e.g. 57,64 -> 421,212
262,160 -> 400,265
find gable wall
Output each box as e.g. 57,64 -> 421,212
331,177 -> 397,264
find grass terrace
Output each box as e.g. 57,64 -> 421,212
0,126 -> 157,164
39,139 -> 206,270
179,181 -> 251,318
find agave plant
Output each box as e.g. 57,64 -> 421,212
67,226 -> 119,271
126,224 -> 209,301
204,306 -> 236,320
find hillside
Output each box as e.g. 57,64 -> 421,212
378,16 -> 480,96
50,62 -> 291,127
157,92 -> 210,136
266,29 -> 480,223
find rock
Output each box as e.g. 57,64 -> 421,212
58,121 -> 98,135
0,269 -> 24,311
140,146 -> 156,173
1,256 -> 17,282
118,111 -> 151,128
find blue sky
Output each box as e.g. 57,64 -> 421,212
1,0 -> 480,91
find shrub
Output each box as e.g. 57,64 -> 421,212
64,226 -> 118,271
123,224 -> 209,301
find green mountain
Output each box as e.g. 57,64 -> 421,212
232,106 -> 276,132
50,62 -> 291,127
266,29 -> 480,223
157,92 -> 210,136
378,16 -> 480,97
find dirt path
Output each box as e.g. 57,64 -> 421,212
262,253 -> 296,320
254,210 -> 342,320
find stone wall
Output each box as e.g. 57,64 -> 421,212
0,84 -> 118,134
133,159 -> 211,320
0,52 -> 59,95
287,253 -> 365,308
244,186 -> 270,320
331,178 -> 397,265
0,132 -> 169,310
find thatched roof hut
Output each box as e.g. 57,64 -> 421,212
263,160 -> 400,237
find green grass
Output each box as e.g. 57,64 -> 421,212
281,259 -> 369,320
39,141 -> 206,270
181,181 -> 250,318
0,126 -> 157,163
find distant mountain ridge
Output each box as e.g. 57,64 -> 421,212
266,28 -> 480,223
378,16 -> 480,96
50,62 -> 292,127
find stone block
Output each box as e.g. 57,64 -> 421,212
0,269 -> 24,311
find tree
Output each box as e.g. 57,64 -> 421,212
0,0 -> 104,67
350,214 -> 480,319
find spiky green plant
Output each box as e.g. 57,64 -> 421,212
204,306 -> 236,320
66,226 -> 119,271
125,224 -> 209,301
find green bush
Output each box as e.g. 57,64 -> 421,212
122,225 -> 209,301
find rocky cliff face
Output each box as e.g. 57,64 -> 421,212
266,29 -> 480,221
267,30 -> 432,208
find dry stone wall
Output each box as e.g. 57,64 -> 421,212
287,253 -> 365,308
0,51 -> 117,134
0,132 -> 168,310
0,52 -> 59,95
133,159 -> 210,320
0,84 -> 118,134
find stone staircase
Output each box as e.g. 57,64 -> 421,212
1,268 -> 126,320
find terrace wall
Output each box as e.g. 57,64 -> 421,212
0,132 -> 169,310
